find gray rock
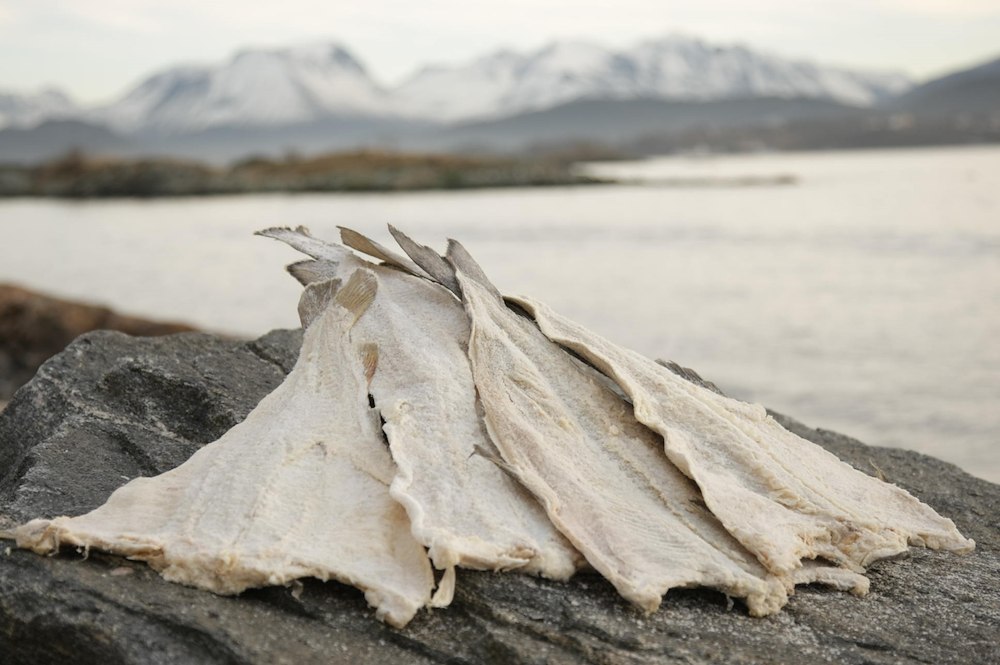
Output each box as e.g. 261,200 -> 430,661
1,329 -> 997,665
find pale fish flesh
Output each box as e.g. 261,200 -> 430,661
258,227 -> 582,583
438,239 -> 868,616
507,293 -> 975,575
14,270 -> 435,628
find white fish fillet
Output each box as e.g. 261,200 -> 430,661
444,241 -> 868,616
14,271 -> 435,628
508,294 -> 976,574
259,227 -> 581,580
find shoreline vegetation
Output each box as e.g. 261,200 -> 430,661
0,149 -> 614,199
3,139 -> 995,198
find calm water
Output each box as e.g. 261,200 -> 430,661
2,146 -> 998,482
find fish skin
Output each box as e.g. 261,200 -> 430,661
445,239 -> 868,616
507,294 -> 976,575
14,271 -> 436,629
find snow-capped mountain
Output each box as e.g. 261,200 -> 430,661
95,43 -> 390,134
630,36 -> 911,104
0,88 -> 78,129
394,42 -> 639,122
8,35 -> 919,144
395,35 -> 912,121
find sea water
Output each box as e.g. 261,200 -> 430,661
2,145 -> 998,481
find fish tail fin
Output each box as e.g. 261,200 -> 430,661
446,239 -> 502,298
255,225 -> 310,239
338,226 -> 429,278
256,226 -> 352,263
388,225 -> 460,296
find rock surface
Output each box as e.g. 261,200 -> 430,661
0,283 -> 196,400
0,329 -> 997,665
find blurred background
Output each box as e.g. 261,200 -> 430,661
0,1 -> 998,480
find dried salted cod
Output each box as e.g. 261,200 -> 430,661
338,225 -> 431,279
13,271 -> 435,628
507,295 -> 975,574
257,227 -> 581,582
435,239 -> 867,616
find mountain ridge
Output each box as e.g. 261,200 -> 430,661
91,42 -> 392,134
0,88 -> 79,130
394,35 -> 911,122
434,96 -> 865,149
0,34 -> 916,135
886,55 -> 1000,116
1,38 -> 997,163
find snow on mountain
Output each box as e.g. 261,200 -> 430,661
394,42 -> 645,121
392,50 -> 526,122
629,36 -> 911,104
22,35 -> 915,135
96,43 -> 390,133
395,35 -> 913,122
0,88 -> 78,129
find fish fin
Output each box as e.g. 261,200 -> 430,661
334,268 -> 378,324
257,226 -> 354,263
287,260 -> 314,286
297,278 -> 341,327
338,226 -> 430,278
255,225 -> 302,238
360,342 -> 379,386
445,240 -> 502,298
287,259 -> 342,286
256,225 -> 317,239
387,225 -> 461,295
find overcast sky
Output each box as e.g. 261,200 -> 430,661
2,0 -> 999,104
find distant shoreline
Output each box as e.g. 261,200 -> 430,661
0,149 -> 612,199
5,142 -> 998,199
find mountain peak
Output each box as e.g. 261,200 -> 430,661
394,35 -> 912,121
231,42 -> 367,73
78,34 -> 919,133
0,87 -> 78,130
96,41 -> 386,133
